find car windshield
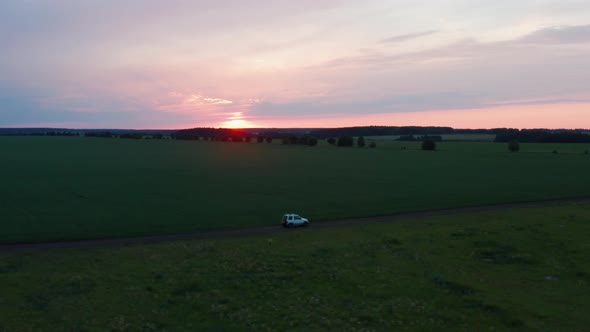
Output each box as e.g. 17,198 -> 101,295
294,216 -> 301,219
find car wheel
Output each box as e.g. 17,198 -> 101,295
303,222 -> 309,227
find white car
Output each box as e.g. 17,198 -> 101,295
281,214 -> 309,228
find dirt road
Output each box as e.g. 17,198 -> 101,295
1,197 -> 587,252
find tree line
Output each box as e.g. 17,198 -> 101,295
494,130 -> 590,143
308,126 -> 455,138
3,126 -> 589,145
397,135 -> 443,142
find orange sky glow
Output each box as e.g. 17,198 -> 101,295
216,102 -> 590,129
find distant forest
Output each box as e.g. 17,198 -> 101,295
493,129 -> 590,143
172,126 -> 590,143
1,126 -> 590,143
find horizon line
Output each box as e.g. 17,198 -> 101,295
2,126 -> 590,131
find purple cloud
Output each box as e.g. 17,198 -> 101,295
519,25 -> 590,44
379,30 -> 439,43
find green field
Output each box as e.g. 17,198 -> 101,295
365,134 -> 496,142
1,203 -> 589,331
440,134 -> 497,142
1,137 -> 590,243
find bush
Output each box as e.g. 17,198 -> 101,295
279,135 -> 317,146
119,133 -> 143,139
369,141 -> 377,148
298,136 -> 310,145
398,135 -> 417,141
422,140 -> 436,151
266,137 -> 272,144
256,136 -> 264,143
337,136 -> 354,147
357,136 -> 365,147
327,138 -> 336,145
585,149 -> 588,155
508,140 -> 520,152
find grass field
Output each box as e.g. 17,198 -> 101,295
440,134 -> 497,142
0,202 -> 589,331
365,134 -> 496,142
1,136 -> 590,243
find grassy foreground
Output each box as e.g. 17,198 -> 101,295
1,137 -> 590,243
1,202 -> 589,331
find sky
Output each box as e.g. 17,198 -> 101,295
1,0 -> 590,129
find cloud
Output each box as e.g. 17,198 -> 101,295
40,94 -> 112,113
250,92 -> 479,116
186,94 -> 233,105
317,24 -> 590,70
155,93 -> 233,113
482,97 -> 590,107
518,24 -> 590,44
0,91 -> 204,129
264,24 -> 590,119
379,30 -> 439,43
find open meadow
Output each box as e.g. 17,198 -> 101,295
365,134 -> 497,142
1,136 -> 590,243
0,202 -> 589,330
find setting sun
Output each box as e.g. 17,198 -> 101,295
220,112 -> 257,128
221,119 -> 257,128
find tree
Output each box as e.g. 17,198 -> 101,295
257,136 -> 264,143
357,136 -> 365,147
508,140 -> 520,152
266,137 -> 272,143
295,135 -> 318,146
337,136 -> 354,147
422,140 -> 436,151
298,135 -> 309,145
398,135 -> 417,141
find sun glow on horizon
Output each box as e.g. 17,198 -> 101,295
220,112 -> 258,128
242,102 -> 590,129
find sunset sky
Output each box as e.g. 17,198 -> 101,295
1,0 -> 590,129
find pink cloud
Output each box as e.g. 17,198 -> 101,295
155,92 -> 234,113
